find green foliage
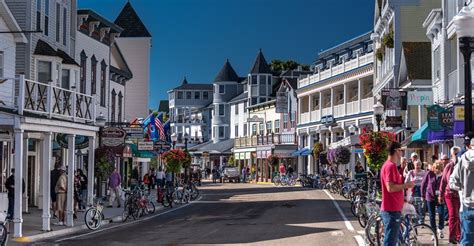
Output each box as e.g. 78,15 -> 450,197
95,147 -> 115,179
382,29 -> 394,48
228,155 -> 235,166
270,59 -> 309,72
376,47 -> 385,61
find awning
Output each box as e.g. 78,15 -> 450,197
428,128 -> 453,144
411,122 -> 428,142
273,149 -> 298,158
130,144 -> 156,158
291,148 -> 311,157
453,121 -> 474,138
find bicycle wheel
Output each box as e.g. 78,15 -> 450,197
146,201 -> 156,214
272,176 -> 280,186
365,215 -> 382,246
191,188 -> 200,200
351,202 -> 357,217
0,223 -> 7,246
162,195 -> 171,207
84,208 -> 102,230
407,223 -> 438,245
122,206 -> 130,222
358,213 -> 367,228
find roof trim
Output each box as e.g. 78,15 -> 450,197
78,9 -> 123,33
0,0 -> 27,43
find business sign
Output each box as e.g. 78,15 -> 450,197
427,105 -> 446,131
122,127 -> 143,138
454,105 -> 474,121
153,140 -> 171,151
385,116 -> 403,127
321,115 -> 335,126
439,110 -> 454,129
101,127 -> 126,147
275,91 -> 288,113
381,90 -> 407,110
138,141 -> 154,151
56,134 -> 89,149
247,115 -> 264,123
407,91 -> 433,106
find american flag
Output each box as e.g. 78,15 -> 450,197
155,115 -> 165,140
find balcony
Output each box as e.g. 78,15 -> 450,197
322,107 -> 331,117
12,76 -> 96,123
298,53 -> 373,88
361,98 -> 373,112
300,112 -> 310,124
333,104 -> 344,117
346,101 -> 358,115
234,133 -> 297,148
310,110 -> 320,122
172,115 -> 206,125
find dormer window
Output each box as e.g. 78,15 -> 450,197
339,54 -> 349,63
367,43 -> 374,52
328,59 -> 335,68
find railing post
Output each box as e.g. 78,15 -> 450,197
72,92 -> 77,122
17,75 -> 25,115
46,81 -> 53,118
92,97 -> 96,123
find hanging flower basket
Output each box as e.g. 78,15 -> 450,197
333,146 -> 351,165
376,47 -> 385,61
359,129 -> 396,171
312,142 -> 324,157
162,149 -> 191,173
95,147 -> 115,179
382,29 -> 394,48
319,151 -> 329,165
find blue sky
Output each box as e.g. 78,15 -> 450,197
78,0 -> 375,110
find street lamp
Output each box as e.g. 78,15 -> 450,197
348,125 -> 358,135
96,112 -> 106,147
373,101 -> 384,132
171,133 -> 177,149
184,133 -> 189,151
453,6 -> 474,133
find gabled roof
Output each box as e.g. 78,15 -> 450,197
56,49 -> 79,66
402,42 -> 431,80
0,1 -> 26,43
77,9 -> 123,33
228,92 -> 248,104
114,2 -> 151,37
34,40 -> 79,66
214,59 -> 240,82
250,49 -> 272,74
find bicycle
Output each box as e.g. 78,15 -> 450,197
156,185 -> 172,207
0,213 -> 9,246
84,198 -> 105,230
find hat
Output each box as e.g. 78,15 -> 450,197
411,152 -> 418,158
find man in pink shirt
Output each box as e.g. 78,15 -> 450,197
380,141 -> 414,246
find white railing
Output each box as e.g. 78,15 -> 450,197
322,107 -> 331,117
300,112 -> 310,124
298,53 -> 374,88
334,104 -> 344,117
310,110 -> 320,122
361,98 -> 373,112
17,75 -> 96,123
346,101 -> 358,115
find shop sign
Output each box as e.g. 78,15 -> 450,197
385,116 -> 403,127
56,134 -> 89,149
407,91 -> 433,106
275,91 -> 288,113
427,105 -> 445,131
321,115 -> 335,126
454,105 -> 474,121
381,90 -> 407,110
138,141 -> 153,151
122,127 -> 143,138
247,115 -> 264,123
101,127 -> 126,147
153,140 -> 171,151
439,111 -> 454,129
122,145 -> 132,158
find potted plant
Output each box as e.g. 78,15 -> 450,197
382,29 -> 394,48
95,147 -> 116,196
162,149 -> 192,183
359,128 -> 396,171
376,47 -> 385,61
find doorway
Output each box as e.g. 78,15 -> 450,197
27,156 -> 36,207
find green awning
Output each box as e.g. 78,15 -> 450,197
411,122 -> 428,142
130,144 -> 156,158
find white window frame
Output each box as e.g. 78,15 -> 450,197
219,104 -> 225,117
218,126 -> 225,139
219,84 -> 225,94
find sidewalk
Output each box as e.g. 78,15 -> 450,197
10,192 -> 156,243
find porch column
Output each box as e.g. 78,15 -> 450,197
13,129 -> 24,238
22,138 -> 28,213
66,135 -> 75,227
343,83 -> 347,116
41,132 -> 52,231
307,134 -> 314,174
297,135 -> 304,176
357,79 -> 362,113
330,88 -> 334,115
87,136 -> 95,205
319,92 -> 323,117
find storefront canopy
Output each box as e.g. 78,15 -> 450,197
411,122 -> 428,142
291,148 -> 311,157
428,128 -> 453,144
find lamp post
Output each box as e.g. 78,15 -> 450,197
96,112 -> 106,147
184,133 -> 189,151
171,133 -> 177,149
453,6 -> 474,134
348,125 -> 357,136
373,102 -> 384,132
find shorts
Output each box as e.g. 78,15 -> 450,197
56,193 -> 66,211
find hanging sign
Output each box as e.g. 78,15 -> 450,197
381,90 -> 407,110
275,91 -> 288,113
101,127 -> 126,147
407,91 -> 433,106
138,141 -> 154,151
427,105 -> 450,131
247,115 -> 264,123
122,127 -> 143,138
385,116 -> 403,127
56,134 -> 89,149
439,110 -> 454,129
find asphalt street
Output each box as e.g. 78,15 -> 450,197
23,182 -> 363,246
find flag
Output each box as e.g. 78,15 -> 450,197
155,113 -> 165,141
163,119 -> 171,142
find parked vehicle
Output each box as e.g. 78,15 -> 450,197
221,167 -> 240,183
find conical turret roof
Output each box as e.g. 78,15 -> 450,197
115,2 -> 151,37
214,59 -> 240,82
250,49 -> 272,74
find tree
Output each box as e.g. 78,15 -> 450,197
270,59 -> 310,72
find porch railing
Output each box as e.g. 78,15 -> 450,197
234,133 -> 297,147
16,75 -> 96,123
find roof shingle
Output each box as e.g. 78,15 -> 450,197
114,2 -> 151,37
214,59 -> 240,82
250,49 -> 272,74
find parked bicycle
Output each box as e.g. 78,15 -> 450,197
84,197 -> 106,230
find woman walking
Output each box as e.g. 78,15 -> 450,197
421,161 -> 445,240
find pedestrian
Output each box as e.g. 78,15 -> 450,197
355,161 -> 364,174
50,160 -> 62,219
131,166 -> 139,189
404,152 -> 417,177
143,172 -> 150,190
398,157 -> 407,178
108,168 -> 121,208
421,161 -> 445,240
380,141 -> 414,246
76,169 -> 88,210
279,163 -> 286,177
405,160 -> 426,221
241,166 -> 247,183
156,167 -> 165,188
287,165 -> 295,177
450,133 -> 474,245
149,168 -> 156,190
439,148 -> 461,244
212,166 -> 218,183
54,167 -> 67,226
5,168 -> 25,220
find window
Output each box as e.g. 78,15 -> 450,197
252,124 -> 257,136
312,96 -> 319,110
100,60 -> 107,106
234,104 -> 238,115
219,104 -> 225,116
251,97 -> 258,105
235,125 -> 239,136
243,123 -> 247,136
243,83 -> 248,92
219,84 -> 225,94
259,75 -> 266,85
177,91 -> 183,99
266,121 -> 272,134
194,91 -> 200,99
63,7 -> 67,45
213,127 -> 216,138
186,91 -> 192,99
80,51 -> 87,93
90,56 -> 97,94
218,126 -> 225,139
275,120 -> 280,133
434,47 -> 441,81
251,75 -> 258,85
118,92 -> 123,121
36,0 -> 41,32
61,69 -> 69,89
203,91 -> 209,100
267,76 -> 271,85
283,113 -> 289,129
55,3 -> 60,42
339,54 -> 349,63
259,123 -> 264,135
0,52 -> 3,78
111,90 -> 116,122
44,0 -> 49,36
37,61 -> 52,83
291,112 -> 296,128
